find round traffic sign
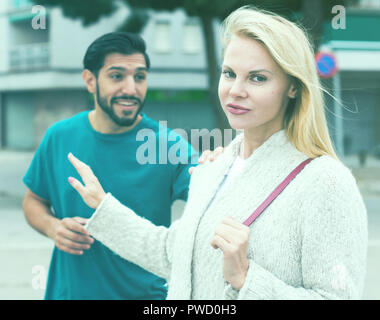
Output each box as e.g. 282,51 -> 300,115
315,52 -> 338,78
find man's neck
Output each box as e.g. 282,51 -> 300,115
88,108 -> 142,134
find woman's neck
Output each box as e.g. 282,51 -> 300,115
241,128 -> 283,159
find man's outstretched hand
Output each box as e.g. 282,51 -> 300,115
188,146 -> 224,175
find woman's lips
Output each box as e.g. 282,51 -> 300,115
226,104 -> 250,115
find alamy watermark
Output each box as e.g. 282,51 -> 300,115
136,121 -> 234,165
31,265 -> 47,290
331,5 -> 346,30
30,4 -> 346,31
31,5 -> 46,30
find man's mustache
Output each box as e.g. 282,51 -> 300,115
111,96 -> 142,105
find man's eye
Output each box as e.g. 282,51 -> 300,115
110,73 -> 122,80
222,70 -> 235,79
135,74 -> 147,81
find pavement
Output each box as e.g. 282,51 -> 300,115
0,150 -> 379,300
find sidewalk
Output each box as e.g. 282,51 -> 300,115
0,150 -> 379,299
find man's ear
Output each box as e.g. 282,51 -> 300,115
82,69 -> 96,94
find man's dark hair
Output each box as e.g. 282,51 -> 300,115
83,32 -> 150,76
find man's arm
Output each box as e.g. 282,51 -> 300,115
22,189 -> 93,255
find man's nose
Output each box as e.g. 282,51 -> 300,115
120,76 -> 137,96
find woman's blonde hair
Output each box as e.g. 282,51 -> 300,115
221,5 -> 338,159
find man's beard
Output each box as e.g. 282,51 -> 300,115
96,84 -> 145,127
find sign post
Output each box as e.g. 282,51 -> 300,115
315,51 -> 344,157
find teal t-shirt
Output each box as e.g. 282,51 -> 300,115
23,111 -> 198,300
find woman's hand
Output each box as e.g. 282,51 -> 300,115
210,216 -> 250,290
67,153 -> 106,209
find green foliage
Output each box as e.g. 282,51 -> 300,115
31,0 -> 117,26
32,0 -> 358,35
146,90 -> 207,103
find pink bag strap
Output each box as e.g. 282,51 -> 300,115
243,158 -> 313,226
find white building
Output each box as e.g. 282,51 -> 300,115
321,1 -> 380,158
0,0 -> 379,158
0,0 -> 217,149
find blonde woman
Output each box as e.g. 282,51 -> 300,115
67,6 -> 367,299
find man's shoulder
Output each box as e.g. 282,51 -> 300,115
46,111 -> 89,136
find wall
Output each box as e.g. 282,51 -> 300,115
3,89 -> 89,149
49,5 -> 129,70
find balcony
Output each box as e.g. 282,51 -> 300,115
9,0 -> 49,23
11,0 -> 33,10
9,42 -> 50,71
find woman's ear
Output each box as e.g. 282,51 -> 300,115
82,69 -> 96,94
287,77 -> 298,99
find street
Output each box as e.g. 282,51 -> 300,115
0,151 -> 379,299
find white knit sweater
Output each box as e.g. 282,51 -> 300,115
86,130 -> 368,300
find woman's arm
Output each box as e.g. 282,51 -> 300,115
85,193 -> 178,280
67,153 -> 178,280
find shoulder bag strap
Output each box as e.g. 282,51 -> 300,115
243,158 -> 313,226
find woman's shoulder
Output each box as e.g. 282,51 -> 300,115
304,155 -> 361,197
190,133 -> 242,179
308,155 -> 355,180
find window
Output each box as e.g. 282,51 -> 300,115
154,20 -> 171,53
12,0 -> 33,9
183,19 -> 202,54
360,0 -> 380,8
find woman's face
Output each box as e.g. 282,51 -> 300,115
218,35 -> 296,136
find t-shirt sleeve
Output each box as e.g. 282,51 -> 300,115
171,138 -> 199,202
23,127 -> 53,201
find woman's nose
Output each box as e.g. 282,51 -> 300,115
229,80 -> 248,99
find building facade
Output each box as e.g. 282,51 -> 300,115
0,0 -> 379,157
322,0 -> 380,157
0,0 -> 216,150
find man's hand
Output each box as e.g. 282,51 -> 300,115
189,146 -> 224,175
51,216 -> 94,255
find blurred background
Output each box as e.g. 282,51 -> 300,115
0,0 -> 379,299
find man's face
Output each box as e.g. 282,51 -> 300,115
95,53 -> 148,127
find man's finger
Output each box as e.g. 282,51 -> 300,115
62,217 -> 90,236
198,150 -> 211,164
214,146 -> 224,157
58,236 -> 92,250
57,242 -> 84,255
73,217 -> 88,225
188,166 -> 195,175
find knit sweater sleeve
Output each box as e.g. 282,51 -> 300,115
85,193 -> 178,281
225,162 -> 368,300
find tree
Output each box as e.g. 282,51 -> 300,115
33,0 -> 357,133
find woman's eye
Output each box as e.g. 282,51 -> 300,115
222,70 -> 235,79
250,74 -> 267,83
